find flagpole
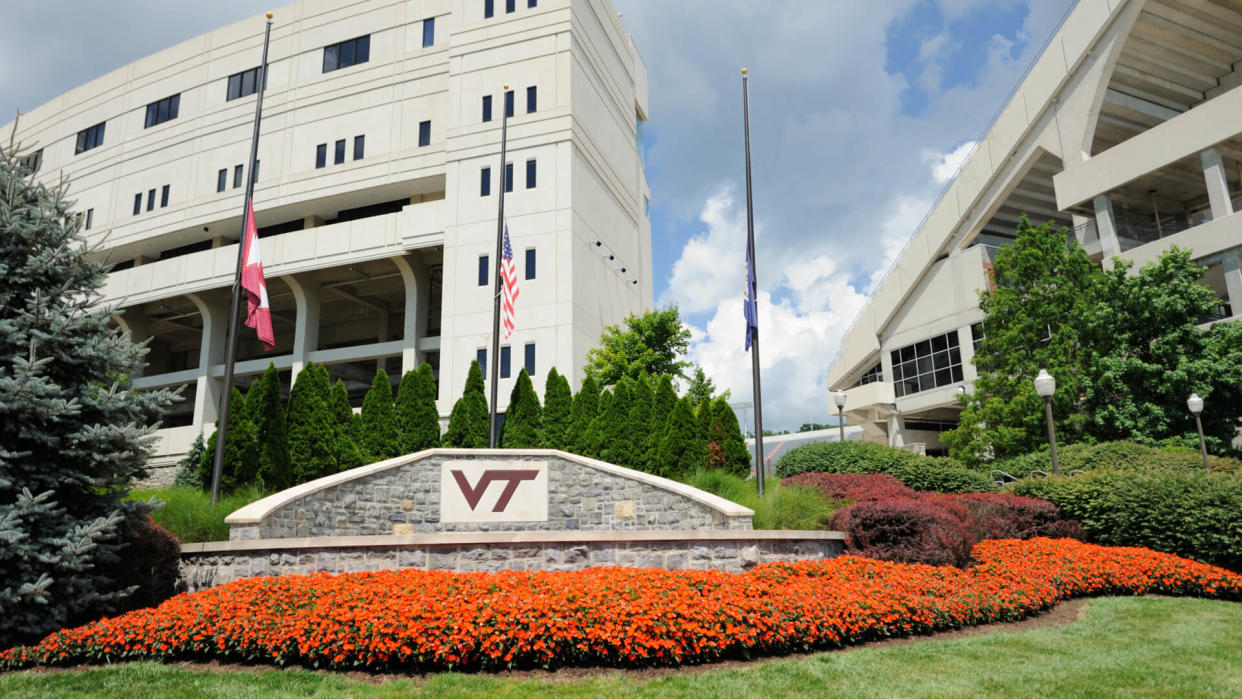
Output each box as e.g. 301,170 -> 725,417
210,12 -> 274,504
488,86 -> 510,448
742,68 -> 766,496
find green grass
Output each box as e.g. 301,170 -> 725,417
687,469 -> 845,530
2,597 -> 1239,697
127,485 -> 266,543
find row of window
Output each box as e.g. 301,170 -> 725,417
316,135 -> 366,169
480,159 -> 536,196
891,330 -> 964,398
216,162 -> 257,193
478,248 -> 537,286
858,362 -> 883,386
476,343 -> 537,379
482,87 -> 536,122
132,185 -> 171,215
484,0 -> 537,19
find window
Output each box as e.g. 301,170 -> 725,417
75,122 -> 106,154
528,0 -> 538,6
315,144 -> 327,169
146,189 -> 156,212
859,362 -> 883,386
233,165 -> 243,189
252,160 -> 260,184
478,255 -> 489,286
226,67 -> 261,101
333,139 -> 346,165
422,17 -> 435,47
482,95 -> 493,122
480,166 -> 491,196
504,90 -> 514,118
524,248 -> 536,280
644,195 -> 650,219
525,159 -> 536,189
890,331 -> 963,398
323,35 -> 370,73
500,346 -> 511,378
477,348 -> 487,374
526,86 -> 537,113
84,208 -> 94,230
353,135 -> 365,160
18,148 -> 42,173
484,0 -> 494,18
144,94 -> 180,128
505,163 -> 513,193
524,343 -> 535,374
133,193 -> 142,216
160,185 -> 170,208
506,0 -> 516,13
971,323 -> 985,349
418,120 -> 431,147
217,169 -> 227,192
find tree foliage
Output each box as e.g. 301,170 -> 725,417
540,368 -> 572,450
329,378 -> 365,472
245,364 -> 292,491
359,370 -> 400,461
198,388 -> 259,492
442,360 -> 489,447
685,365 -> 725,407
502,369 -> 542,448
647,374 -> 677,466
597,378 -> 635,465
286,363 -> 336,482
711,397 -> 751,476
395,365 -> 440,454
621,373 -> 653,470
565,375 -> 600,455
654,397 -> 704,479
584,306 -> 691,387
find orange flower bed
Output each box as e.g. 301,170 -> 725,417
2,538 -> 1239,672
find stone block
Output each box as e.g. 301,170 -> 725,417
740,546 -> 760,568
428,551 -> 457,570
393,523 -> 414,535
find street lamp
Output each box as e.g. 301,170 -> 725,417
1033,369 -> 1059,475
834,390 -> 847,443
1187,392 -> 1210,474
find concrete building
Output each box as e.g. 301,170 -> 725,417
5,0 -> 651,471
827,0 -> 1242,453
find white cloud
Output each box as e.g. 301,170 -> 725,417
659,189 -> 748,314
925,140 -> 977,184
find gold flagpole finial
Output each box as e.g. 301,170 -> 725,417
741,68 -> 748,75
503,84 -> 510,90
266,11 -> 273,19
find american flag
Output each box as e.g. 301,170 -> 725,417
500,225 -> 520,338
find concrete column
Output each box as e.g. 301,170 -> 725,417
1093,195 -> 1122,269
1201,148 -> 1234,221
187,292 -> 230,430
392,254 -> 426,375
886,413 -> 906,448
1224,251 -> 1242,319
956,326 -> 977,383
111,310 -> 152,377
284,275 -> 321,380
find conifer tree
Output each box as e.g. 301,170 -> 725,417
173,432 -> 206,488
622,373 -> 654,470
407,362 -> 441,452
655,397 -> 702,479
598,377 -> 635,465
245,363 -> 293,491
565,374 -> 600,455
540,368 -> 572,450
287,363 -> 337,482
712,397 -> 751,476
502,368 -> 543,447
696,399 -> 715,471
199,388 -> 261,491
583,388 -> 613,459
647,374 -> 677,466
329,378 -> 365,471
442,360 -> 489,447
0,144 -> 178,645
360,369 -> 400,460
394,368 -> 419,453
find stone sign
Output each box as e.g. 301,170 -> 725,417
440,460 -> 549,523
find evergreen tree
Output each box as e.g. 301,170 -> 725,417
245,364 -> 293,491
287,363 -> 336,482
173,432 -> 206,488
329,379 -> 365,471
198,388 -> 260,492
621,372 -> 653,470
584,388 -> 613,459
359,369 -> 400,460
565,374 -> 600,455
0,144 -> 177,645
539,367 -> 572,450
696,399 -> 715,471
502,369 -> 543,447
712,397 -> 751,476
685,365 -> 724,406
402,362 -> 442,452
647,374 -> 677,466
442,360 -> 490,447
655,397 -> 702,479
598,377 -> 635,465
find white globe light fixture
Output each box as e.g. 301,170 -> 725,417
833,391 -> 847,443
1033,369 -> 1059,475
1187,392 -> 1209,473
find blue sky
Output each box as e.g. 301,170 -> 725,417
0,0 -> 1077,430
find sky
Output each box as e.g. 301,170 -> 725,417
0,0 -> 1077,431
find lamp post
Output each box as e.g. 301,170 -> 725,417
1187,392 -> 1210,474
1033,369 -> 1059,475
834,391 -> 847,443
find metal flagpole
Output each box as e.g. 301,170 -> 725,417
742,68 -> 766,496
488,86 -> 510,448
210,12 -> 274,504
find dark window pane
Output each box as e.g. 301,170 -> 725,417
160,185 -> 169,208
334,139 -> 345,164
241,69 -> 256,96
85,209 -> 93,230
525,248 -> 535,280
505,163 -> 513,192
915,339 -> 931,356
228,74 -> 241,100
947,331 -> 960,348
952,365 -> 964,383
524,344 -> 535,374
480,167 -> 491,196
504,90 -> 514,117
133,193 -> 142,215
340,40 -> 355,67
233,165 -> 243,188
477,349 -> 486,374
316,144 -> 327,168
157,99 -> 169,123
478,255 -> 488,286
423,18 -> 435,47
146,189 -> 155,212
482,95 -> 492,122
169,94 -> 180,120
500,346 -> 511,378
934,368 -> 952,387
506,0 -> 515,12
931,334 -> 947,352
252,160 -> 259,183
949,347 -> 961,365
527,86 -> 536,113
485,0 -> 494,18
356,35 -> 370,63
323,44 -> 338,72
525,159 -> 536,189
419,120 -> 431,146
145,104 -> 157,128
354,135 -> 365,160
528,0 -> 537,6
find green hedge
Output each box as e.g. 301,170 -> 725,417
1010,470 -> 1242,572
127,485 -> 267,543
774,441 -> 996,493
989,441 -> 1242,480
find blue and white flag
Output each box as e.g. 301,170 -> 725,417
744,247 -> 758,351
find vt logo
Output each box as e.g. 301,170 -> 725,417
450,469 -> 539,512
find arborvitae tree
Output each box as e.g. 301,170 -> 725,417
442,360 -> 490,447
287,362 -> 337,482
397,362 -> 441,453
199,388 -> 261,492
540,368 -> 572,450
245,364 -> 293,491
583,388 -> 613,459
655,397 -> 703,479
621,373 -> 654,471
329,378 -> 365,471
502,369 -> 543,448
647,374 -> 677,466
565,374 -> 600,455
696,399 -> 715,471
359,369 -> 400,460
712,397 -> 751,476
394,368 -> 419,452
0,144 -> 178,646
598,377 -> 635,465
173,432 -> 206,488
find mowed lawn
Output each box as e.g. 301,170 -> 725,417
2,596 -> 1239,698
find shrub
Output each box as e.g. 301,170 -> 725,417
775,441 -> 995,493
128,485 -> 267,544
109,512 -> 182,612
395,363 -> 441,454
501,369 -> 542,448
830,499 -> 974,567
688,469 -> 841,530
922,492 -> 1084,543
359,369 -> 400,460
1011,470 -> 1242,571
988,440 -> 1242,479
539,368 -> 572,450
565,375 -> 600,456
246,364 -> 293,491
781,473 -> 916,502
442,360 -> 490,448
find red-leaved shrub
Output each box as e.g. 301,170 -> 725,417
830,498 -> 973,567
922,492 -> 1084,543
782,472 -> 916,502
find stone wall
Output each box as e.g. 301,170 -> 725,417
180,531 -> 845,592
227,449 -> 754,540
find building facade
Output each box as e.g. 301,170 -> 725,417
828,0 -> 1242,453
5,0 -> 652,470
